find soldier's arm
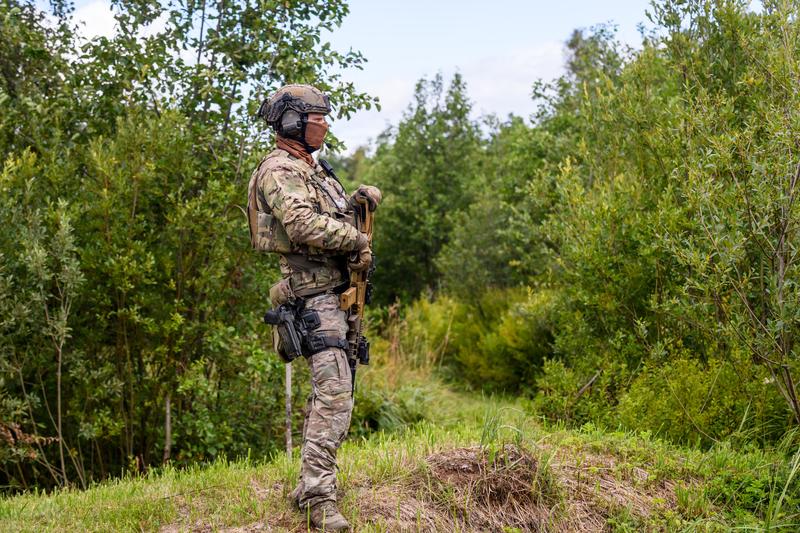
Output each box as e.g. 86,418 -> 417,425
263,163 -> 361,251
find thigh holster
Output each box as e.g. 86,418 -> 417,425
264,299 -> 348,362
299,307 -> 348,355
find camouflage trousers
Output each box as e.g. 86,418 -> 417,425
297,293 -> 353,508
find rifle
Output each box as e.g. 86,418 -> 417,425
339,194 -> 375,391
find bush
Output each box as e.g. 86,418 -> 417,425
617,356 -> 788,447
532,356 -> 629,428
394,289 -> 558,392
350,384 -> 429,439
462,290 -> 558,391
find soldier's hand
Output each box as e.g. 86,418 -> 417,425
349,233 -> 372,271
348,247 -> 372,272
352,185 -> 382,211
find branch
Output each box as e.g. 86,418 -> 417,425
575,371 -> 601,401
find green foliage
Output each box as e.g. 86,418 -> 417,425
437,118 -> 559,298
397,289 -> 555,393
617,356 -> 787,446
367,1 -> 800,450
398,294 -> 480,371
0,0 -> 376,491
365,73 -> 483,302
350,384 -> 428,439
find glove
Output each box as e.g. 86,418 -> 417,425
348,233 -> 372,272
352,185 -> 382,211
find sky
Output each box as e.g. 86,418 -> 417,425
323,0 -> 653,150
71,0 -> 655,151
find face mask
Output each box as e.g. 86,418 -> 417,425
304,120 -> 329,151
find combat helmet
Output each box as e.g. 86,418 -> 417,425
257,84 -> 331,137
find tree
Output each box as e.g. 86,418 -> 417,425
0,0 -> 376,490
366,73 -> 482,302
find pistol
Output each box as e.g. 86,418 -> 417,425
264,303 -> 303,362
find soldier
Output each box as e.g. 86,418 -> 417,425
247,84 -> 381,531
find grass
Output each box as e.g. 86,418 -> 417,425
1,377 -> 798,531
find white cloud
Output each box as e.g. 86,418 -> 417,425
73,0 -> 169,41
74,0 -> 116,39
331,75 -> 416,150
335,41 -> 566,152
461,41 -> 565,119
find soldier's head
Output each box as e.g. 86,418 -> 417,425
258,84 -> 332,152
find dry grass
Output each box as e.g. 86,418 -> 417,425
334,442 -> 695,532
420,444 -> 557,531
3,385 -> 787,532
350,485 -> 444,531
548,446 -> 690,532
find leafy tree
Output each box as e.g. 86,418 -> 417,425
652,0 -> 800,424
437,24 -> 626,300
388,1 -> 799,444
0,0 -> 375,490
366,73 -> 483,302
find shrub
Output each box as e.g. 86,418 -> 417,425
617,356 -> 788,447
350,384 -> 429,439
395,289 -> 559,392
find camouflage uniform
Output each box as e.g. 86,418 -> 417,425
249,148 -> 358,509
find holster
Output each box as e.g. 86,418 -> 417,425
264,302 -> 306,362
264,299 -> 348,363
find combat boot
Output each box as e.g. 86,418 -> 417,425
308,501 -> 350,531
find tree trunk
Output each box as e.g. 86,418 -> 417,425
162,391 -> 172,464
285,363 -> 292,458
56,343 -> 67,487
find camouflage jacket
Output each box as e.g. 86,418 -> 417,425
248,149 -> 359,296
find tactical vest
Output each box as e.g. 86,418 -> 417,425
248,152 -> 290,254
248,150 -> 351,250
247,149 -> 354,295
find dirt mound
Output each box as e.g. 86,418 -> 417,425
352,444 -> 688,532
352,444 -> 556,531
179,443 -> 690,532
422,444 -> 557,531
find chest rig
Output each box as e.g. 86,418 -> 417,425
306,159 -> 352,231
247,149 -> 354,256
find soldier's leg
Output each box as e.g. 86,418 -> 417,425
298,293 -> 353,509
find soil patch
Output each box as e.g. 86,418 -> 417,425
356,444 -> 691,532
160,444 -> 693,532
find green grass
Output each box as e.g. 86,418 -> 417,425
1,382 -> 798,532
